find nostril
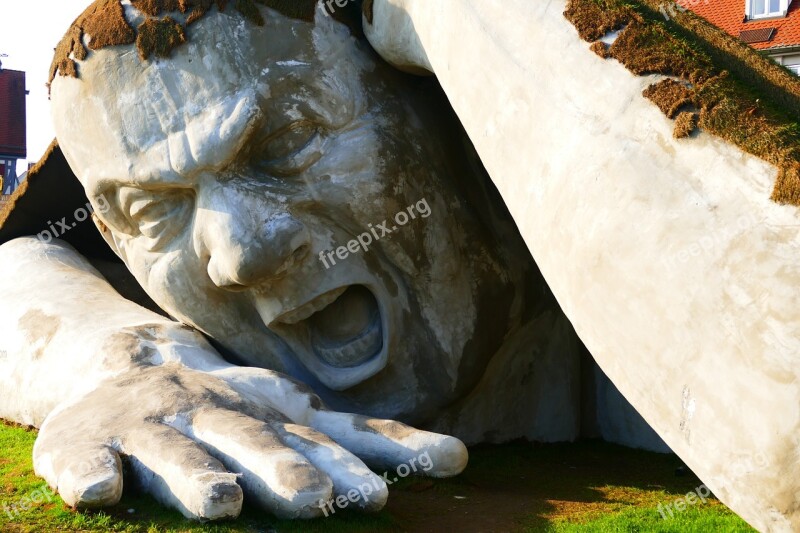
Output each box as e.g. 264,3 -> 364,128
292,243 -> 310,262
216,282 -> 250,292
275,243 -> 310,277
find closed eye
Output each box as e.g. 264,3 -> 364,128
255,120 -> 323,176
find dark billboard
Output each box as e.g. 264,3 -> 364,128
0,69 -> 26,159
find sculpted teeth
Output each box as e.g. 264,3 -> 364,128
313,318 -> 382,368
274,287 -> 348,325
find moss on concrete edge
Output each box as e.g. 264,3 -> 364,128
564,0 -> 800,206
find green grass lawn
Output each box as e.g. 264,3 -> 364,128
0,421 -> 753,532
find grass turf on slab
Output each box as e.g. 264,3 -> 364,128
565,0 -> 800,206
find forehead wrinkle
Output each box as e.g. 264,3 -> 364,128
88,87 -> 264,198
142,68 -> 185,150
115,75 -> 183,157
68,6 -> 329,195
123,56 -> 229,155
157,66 -> 189,130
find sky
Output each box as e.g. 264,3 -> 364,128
0,2 -> 88,175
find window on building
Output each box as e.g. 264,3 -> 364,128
751,0 -> 782,18
1,159 -> 16,195
788,64 -> 800,76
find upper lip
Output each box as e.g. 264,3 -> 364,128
269,287 -> 348,326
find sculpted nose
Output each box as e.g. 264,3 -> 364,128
207,214 -> 311,290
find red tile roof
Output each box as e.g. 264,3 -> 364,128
680,0 -> 800,50
0,69 -> 26,159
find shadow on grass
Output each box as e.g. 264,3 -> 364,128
0,421 -> 751,532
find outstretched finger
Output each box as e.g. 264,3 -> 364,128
122,422 -> 243,521
275,422 -> 389,512
213,366 -> 468,478
33,439 -> 123,509
310,411 -> 469,477
187,408 -> 333,519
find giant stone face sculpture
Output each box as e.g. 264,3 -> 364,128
0,0 -> 588,522
50,0 -> 576,426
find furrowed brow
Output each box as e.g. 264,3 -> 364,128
90,90 -> 265,195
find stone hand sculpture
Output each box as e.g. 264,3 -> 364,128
0,0 -> 584,521
361,0 -> 800,531
5,238 -> 462,519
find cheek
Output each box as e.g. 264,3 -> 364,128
316,126 -> 386,191
122,242 -> 211,315
133,243 -> 253,336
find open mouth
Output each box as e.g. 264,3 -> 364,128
271,285 -> 384,369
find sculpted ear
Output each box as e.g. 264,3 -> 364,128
362,0 -> 433,75
91,212 -> 127,263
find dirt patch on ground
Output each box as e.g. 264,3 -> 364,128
377,441 -> 717,532
0,418 -> 37,432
